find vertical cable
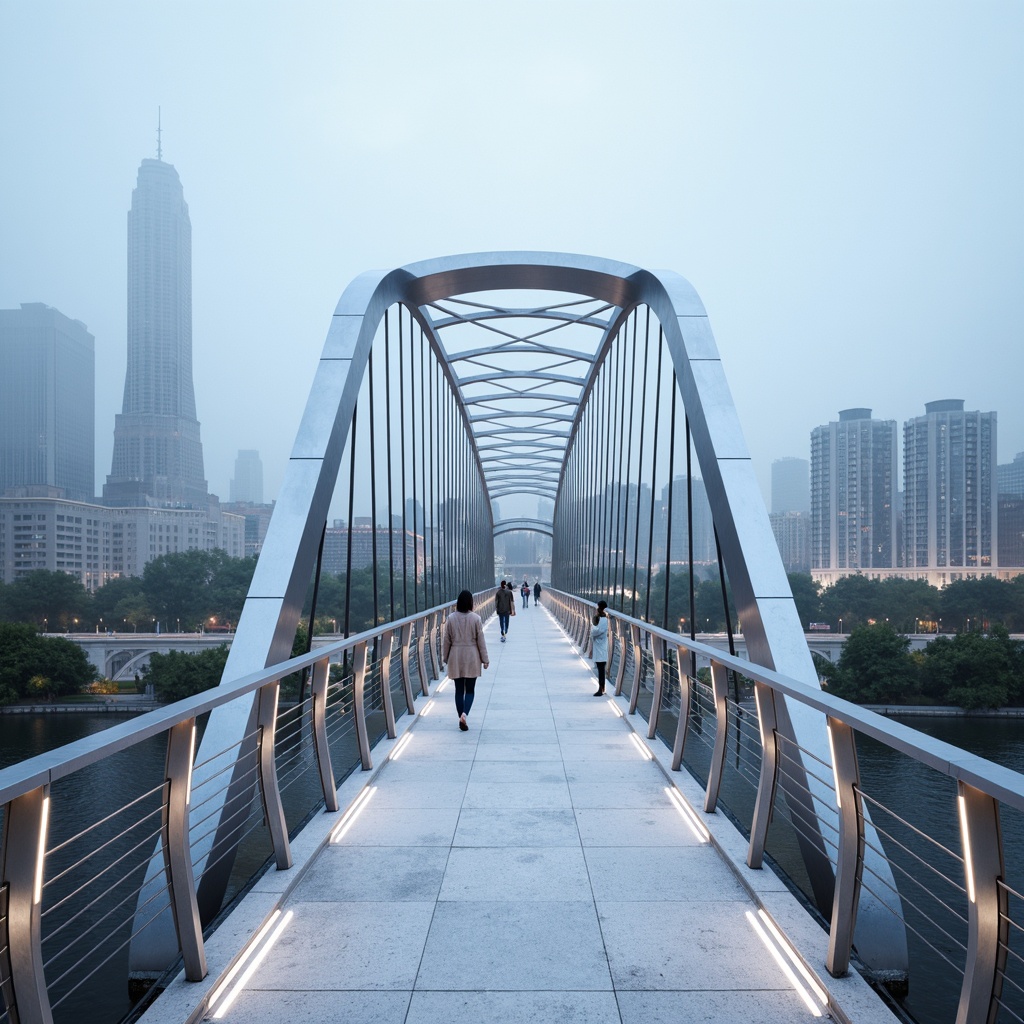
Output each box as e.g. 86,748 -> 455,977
368,349 -> 379,629
343,408 -> 358,664
611,314 -> 630,605
644,326 -> 664,623
384,310 -> 396,622
686,416 -> 696,680
663,373 -> 677,630
399,307 -> 409,614
631,308 -> 652,618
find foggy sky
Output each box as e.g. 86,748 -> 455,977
2,1 -> 1022,520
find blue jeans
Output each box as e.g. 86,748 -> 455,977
499,613 -> 510,635
454,678 -> 476,716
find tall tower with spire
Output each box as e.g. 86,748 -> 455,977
104,128 -> 208,507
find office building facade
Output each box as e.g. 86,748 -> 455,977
0,303 -> 95,501
230,450 -> 264,504
811,409 -> 898,579
105,156 -> 208,507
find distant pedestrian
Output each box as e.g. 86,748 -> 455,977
591,600 -> 609,696
533,581 -> 542,604
495,580 -> 515,642
520,579 -> 530,608
442,589 -> 489,731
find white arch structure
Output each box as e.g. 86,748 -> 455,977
131,252 -> 905,974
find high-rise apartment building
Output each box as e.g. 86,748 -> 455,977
999,452 -> 1024,498
771,457 -> 810,514
104,155 -> 208,507
904,400 -> 997,578
0,303 -> 95,501
230,450 -> 264,504
810,409 -> 898,577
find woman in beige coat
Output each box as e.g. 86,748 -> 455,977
442,589 -> 490,731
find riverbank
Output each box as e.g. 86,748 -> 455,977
866,704 -> 1024,718
0,694 -> 161,714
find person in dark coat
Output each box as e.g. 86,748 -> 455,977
495,580 -> 515,642
533,581 -> 542,603
442,589 -> 489,731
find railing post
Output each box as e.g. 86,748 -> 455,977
309,657 -> 338,811
423,612 -> 439,682
647,635 -> 666,739
955,781 -> 1008,1024
400,622 -> 416,713
163,719 -> 207,981
627,623 -> 643,714
747,680 -> 779,869
826,717 -> 863,977
0,784 -> 53,1024
671,642 -> 692,770
256,682 -> 292,870
377,629 -> 397,739
614,620 -> 628,696
352,640 -> 373,771
704,661 -> 730,813
415,618 -> 430,695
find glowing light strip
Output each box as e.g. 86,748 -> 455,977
329,786 -> 377,844
208,910 -> 281,1009
958,793 -> 975,903
664,787 -> 709,843
757,909 -> 828,1004
436,679 -> 448,693
185,724 -> 197,806
629,734 -> 653,761
34,795 -> 51,904
211,910 -> 293,1018
607,699 -> 623,718
826,724 -> 841,809
390,734 -> 413,760
746,910 -> 823,1017
419,700 -> 434,717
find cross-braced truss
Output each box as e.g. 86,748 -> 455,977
423,295 -> 617,503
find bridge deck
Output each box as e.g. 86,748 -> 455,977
149,601 -> 890,1024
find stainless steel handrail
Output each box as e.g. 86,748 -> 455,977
545,586 -> 1020,1024
0,588 -> 496,1024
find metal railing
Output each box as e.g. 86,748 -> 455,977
546,587 -> 1024,1024
0,589 -> 495,1024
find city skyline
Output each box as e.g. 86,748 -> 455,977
1,3 -> 1022,519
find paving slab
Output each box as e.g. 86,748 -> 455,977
168,600 -> 896,1024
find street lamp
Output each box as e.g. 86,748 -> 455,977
839,618 -> 843,635
176,618 -> 180,633
43,617 -> 47,633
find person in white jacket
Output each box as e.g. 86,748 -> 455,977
590,600 -> 609,696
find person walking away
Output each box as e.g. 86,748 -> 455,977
521,579 -> 530,608
442,589 -> 489,731
591,600 -> 609,696
495,580 -> 515,642
533,580 -> 542,604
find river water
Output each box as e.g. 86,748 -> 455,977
4,711 -> 1024,1024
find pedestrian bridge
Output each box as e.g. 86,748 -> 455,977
2,253 -> 1022,1024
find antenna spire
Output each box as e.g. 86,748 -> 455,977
157,107 -> 162,161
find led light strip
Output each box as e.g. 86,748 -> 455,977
757,909 -> 828,1005
435,679 -> 449,693
34,795 -> 51,905
419,700 -> 434,717
390,733 -> 414,760
210,909 -> 294,1018
629,733 -> 653,761
745,909 -> 825,1017
664,787 -> 709,843
606,699 -> 623,718
958,793 -> 975,904
329,785 -> 377,844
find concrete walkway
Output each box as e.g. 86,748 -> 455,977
158,600 -> 891,1024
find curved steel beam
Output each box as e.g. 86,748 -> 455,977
493,517 -> 554,539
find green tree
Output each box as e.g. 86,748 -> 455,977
828,623 -> 919,705
818,574 -> 878,633
940,577 -> 1017,634
919,627 -> 1024,710
3,570 -> 91,630
144,646 -> 229,703
92,576 -> 146,630
0,623 -> 96,702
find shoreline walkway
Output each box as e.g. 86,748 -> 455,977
147,599 -> 892,1024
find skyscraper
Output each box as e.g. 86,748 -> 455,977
230,450 -> 264,504
904,400 -> 997,575
810,408 -> 898,573
0,303 -> 95,501
104,153 -> 208,507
